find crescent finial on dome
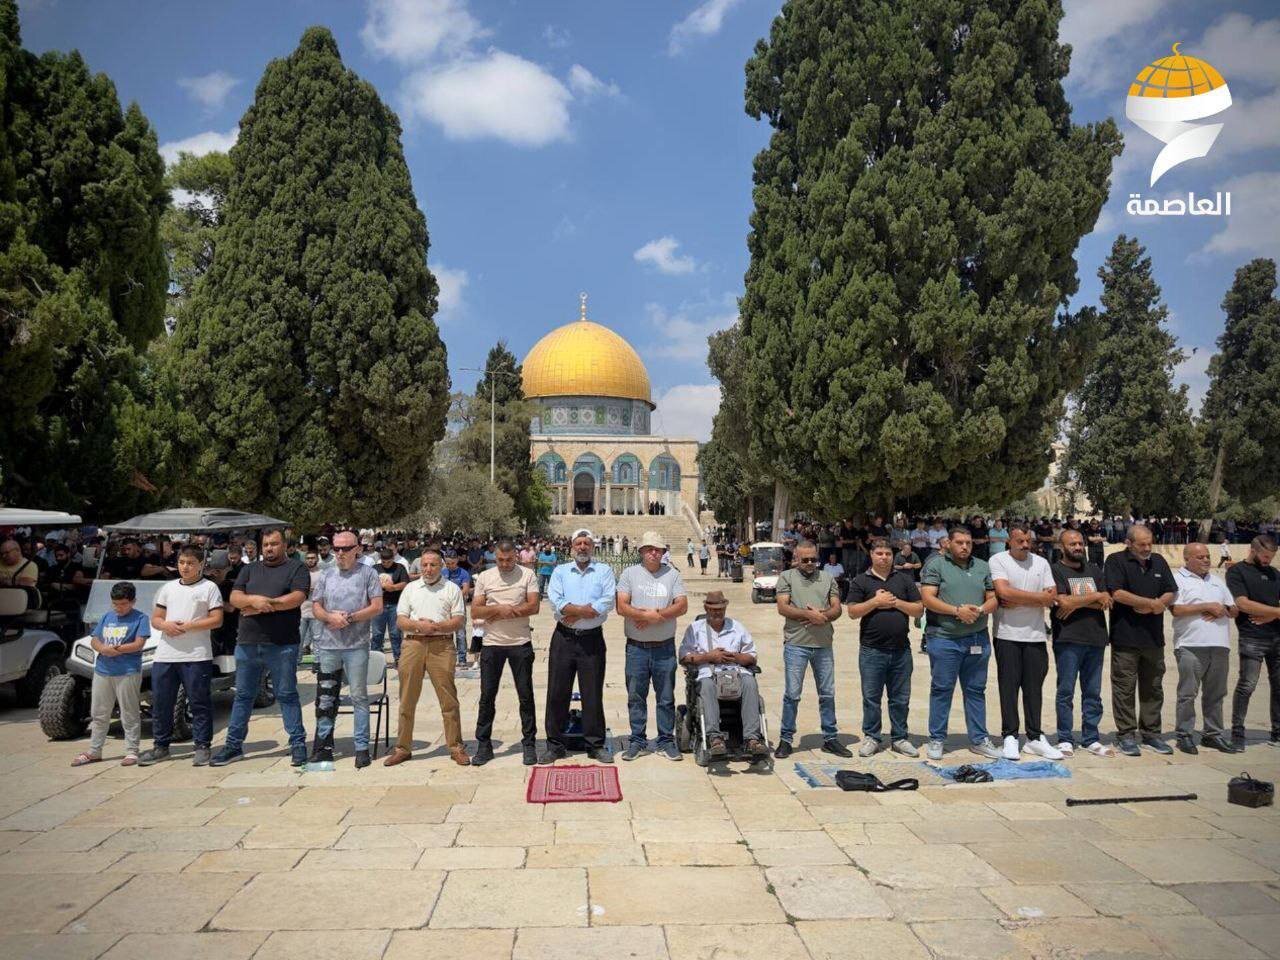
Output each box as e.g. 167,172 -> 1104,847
1171,41 -> 1182,55
579,291 -> 588,321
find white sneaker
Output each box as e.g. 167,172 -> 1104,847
1023,736 -> 1064,760
891,739 -> 919,758
926,740 -> 945,761
971,738 -> 1003,760
1002,735 -> 1020,760
858,738 -> 880,758
1057,741 -> 1075,758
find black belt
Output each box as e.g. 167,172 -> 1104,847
627,638 -> 675,648
555,623 -> 603,636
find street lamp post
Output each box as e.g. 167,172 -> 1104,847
460,366 -> 522,484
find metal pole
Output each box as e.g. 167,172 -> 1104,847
489,379 -> 496,484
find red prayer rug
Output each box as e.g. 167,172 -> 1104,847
526,764 -> 623,804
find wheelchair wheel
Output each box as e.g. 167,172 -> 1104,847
693,740 -> 710,768
675,704 -> 692,753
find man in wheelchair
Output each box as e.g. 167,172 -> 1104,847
678,591 -> 768,760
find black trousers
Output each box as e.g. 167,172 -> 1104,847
994,638 -> 1048,739
1111,645 -> 1165,738
475,642 -> 537,747
545,625 -> 606,751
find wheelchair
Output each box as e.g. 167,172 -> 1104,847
675,663 -> 772,770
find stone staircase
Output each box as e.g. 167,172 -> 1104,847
547,511 -> 705,546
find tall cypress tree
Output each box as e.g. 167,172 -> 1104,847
1058,235 -> 1202,516
170,28 -> 449,526
1201,259 -> 1280,515
738,0 -> 1120,515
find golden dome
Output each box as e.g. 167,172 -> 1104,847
522,297 -> 652,407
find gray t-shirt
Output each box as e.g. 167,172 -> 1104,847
311,564 -> 383,650
617,562 -> 687,644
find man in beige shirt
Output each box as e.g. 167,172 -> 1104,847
385,549 -> 468,766
471,539 -> 541,766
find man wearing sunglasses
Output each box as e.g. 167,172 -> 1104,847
775,540 -> 849,758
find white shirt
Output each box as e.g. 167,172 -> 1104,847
989,550 -> 1054,642
679,617 -> 756,681
397,577 -> 464,634
1172,567 -> 1234,649
151,577 -> 223,662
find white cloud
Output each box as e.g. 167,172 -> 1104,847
653,384 -> 720,441
1196,13 -> 1280,86
634,236 -> 698,275
432,262 -> 468,319
401,51 -> 572,147
1174,346 -> 1213,413
178,71 -> 239,111
1059,0 -> 1176,93
543,25 -> 571,49
669,0 -> 744,56
1203,170 -> 1280,258
1216,87 -> 1280,159
568,64 -> 620,99
158,127 -> 239,165
361,0 -> 485,63
645,300 -> 737,361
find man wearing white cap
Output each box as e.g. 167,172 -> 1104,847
617,532 -> 688,760
541,528 -> 617,763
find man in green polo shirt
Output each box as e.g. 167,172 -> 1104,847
774,540 -> 849,759
920,527 -> 1000,762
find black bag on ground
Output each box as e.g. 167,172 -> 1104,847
1228,772 -> 1274,808
953,764 -> 994,784
834,770 -> 919,792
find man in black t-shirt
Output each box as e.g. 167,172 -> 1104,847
1104,524 -> 1175,756
846,540 -> 924,757
1051,529 -> 1114,757
102,539 -> 162,580
1227,535 -> 1280,749
211,529 -> 311,767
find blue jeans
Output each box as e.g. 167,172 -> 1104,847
1054,642 -> 1105,747
224,643 -> 305,752
455,612 -> 469,665
780,643 -> 837,744
315,646 -> 370,751
859,645 -> 913,742
371,604 -> 401,661
299,617 -> 322,651
625,639 -> 677,746
538,572 -> 551,597
926,631 -> 990,744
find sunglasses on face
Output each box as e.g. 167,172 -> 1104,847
798,558 -> 818,564
333,545 -> 358,553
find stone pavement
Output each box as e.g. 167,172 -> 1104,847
1,566 -> 1279,959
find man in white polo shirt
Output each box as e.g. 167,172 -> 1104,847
989,524 -> 1062,760
1171,542 -> 1238,755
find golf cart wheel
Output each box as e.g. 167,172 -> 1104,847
253,674 -> 275,708
675,704 -> 691,753
751,589 -> 761,604
170,687 -> 193,743
18,646 -> 65,707
39,673 -> 87,740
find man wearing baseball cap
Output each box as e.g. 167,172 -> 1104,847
616,531 -> 688,760
541,528 -> 617,763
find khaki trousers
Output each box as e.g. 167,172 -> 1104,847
397,636 -> 463,752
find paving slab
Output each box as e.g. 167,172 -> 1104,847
385,929 -> 514,960
185,849 -> 305,872
664,923 -> 810,960
98,932 -> 266,960
906,819 -> 1021,844
849,843 -> 1007,888
742,830 -> 848,865
879,887 -> 1001,922
1006,917 -> 1164,959
98,826 -> 248,852
429,867 -> 586,928
525,842 -> 646,867
589,866 -> 784,925
911,919 -> 1031,959
512,925 -> 669,960
0,849 -> 123,874
16,826 -> 121,851
292,847 -> 422,870
1131,913 -> 1267,959
980,883 -> 1095,919
1064,882 -> 1198,917
796,919 -> 930,960
102,851 -> 199,874
240,823 -> 345,848
0,873 -> 124,933
632,818 -> 741,844
643,842 -> 754,866
1092,838 -> 1277,883
554,820 -> 635,845
333,823 -> 459,848
1171,882 -> 1280,916
969,841 -> 1143,884
212,870 -> 444,930
74,873 -> 251,933
417,846 -> 527,870
0,934 -> 121,960
1218,914 -> 1280,960
254,929 -> 392,960
456,821 -> 556,846
764,865 -> 893,920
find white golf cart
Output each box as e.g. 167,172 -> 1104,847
38,507 -> 289,741
749,541 -> 788,604
0,509 -> 83,707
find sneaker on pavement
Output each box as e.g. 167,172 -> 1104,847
192,747 -> 211,767
522,744 -> 538,766
309,744 -> 334,764
137,746 -> 170,767
209,746 -> 243,767
290,745 -> 307,766
1024,736 -> 1064,760
774,740 -> 793,759
1117,737 -> 1141,757
822,739 -> 853,758
586,747 -> 614,764
1142,735 -> 1174,755
1176,735 -> 1199,755
1002,735 -> 1020,760
971,738 -> 1003,760
659,742 -> 682,761
471,742 -> 495,767
354,749 -> 371,769
858,738 -> 880,758
537,745 -> 567,765
891,739 -> 919,758
1201,735 -> 1239,754
1057,741 -> 1075,758
926,739 -> 945,761
621,741 -> 647,761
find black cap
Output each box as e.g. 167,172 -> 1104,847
379,548 -> 394,559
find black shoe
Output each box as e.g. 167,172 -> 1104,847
354,749 -> 371,769
209,746 -> 243,767
137,746 -> 170,767
522,744 -> 537,766
472,742 -> 494,767
1117,737 -> 1141,757
774,740 -> 793,759
822,739 -> 853,758
586,747 -> 614,764
290,745 -> 308,766
309,744 -> 334,764
1201,735 -> 1239,754
1231,729 -> 1247,751
1176,735 -> 1198,755
708,736 -> 728,759
1141,735 -> 1173,755
537,745 -> 567,765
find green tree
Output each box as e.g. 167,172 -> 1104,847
415,464 -> 516,535
738,0 -> 1120,519
701,324 -> 772,533
1058,235 -> 1203,516
0,0 -> 169,514
160,149 -> 233,318
1201,259 -> 1280,517
457,342 -> 550,528
167,27 -> 449,527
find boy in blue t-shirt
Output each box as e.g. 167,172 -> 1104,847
72,581 -> 149,766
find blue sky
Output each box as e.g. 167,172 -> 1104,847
21,0 -> 1279,440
